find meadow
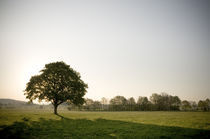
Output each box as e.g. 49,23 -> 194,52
0,109 -> 210,138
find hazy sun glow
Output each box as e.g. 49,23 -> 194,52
0,0 -> 209,102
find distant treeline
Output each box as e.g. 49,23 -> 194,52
1,93 -> 209,111
68,93 -> 210,111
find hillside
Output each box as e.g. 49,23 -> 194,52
0,99 -> 26,105
0,98 -> 39,109
0,99 -> 64,110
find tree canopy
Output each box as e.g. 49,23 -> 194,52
24,61 -> 88,114
110,96 -> 127,105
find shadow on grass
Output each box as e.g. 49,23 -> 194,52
0,115 -> 209,139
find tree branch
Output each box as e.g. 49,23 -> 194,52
58,101 -> 64,105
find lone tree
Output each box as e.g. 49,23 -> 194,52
24,61 -> 88,114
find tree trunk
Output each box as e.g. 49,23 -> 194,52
54,104 -> 58,115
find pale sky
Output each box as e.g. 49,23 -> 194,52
0,0 -> 209,102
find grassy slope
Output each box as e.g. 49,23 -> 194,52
0,109 -> 210,138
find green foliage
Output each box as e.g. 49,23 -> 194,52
0,109 -> 210,138
82,99 -> 102,111
24,61 -> 88,114
181,100 -> 192,111
150,93 -> 181,110
110,96 -> 127,105
127,97 -> 136,105
109,96 -> 128,111
198,99 -> 210,111
137,96 -> 150,111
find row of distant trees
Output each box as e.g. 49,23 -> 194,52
67,93 -> 210,111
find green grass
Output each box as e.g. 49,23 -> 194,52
0,109 -> 210,138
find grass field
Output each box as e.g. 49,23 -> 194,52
0,109 -> 210,138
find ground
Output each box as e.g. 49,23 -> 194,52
0,109 -> 210,138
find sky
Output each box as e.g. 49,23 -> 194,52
0,0 -> 209,102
